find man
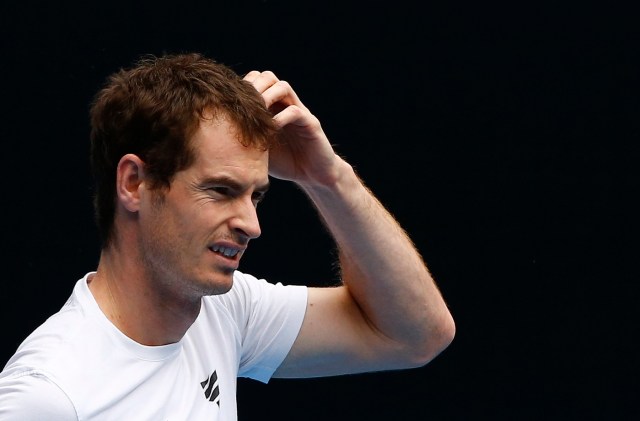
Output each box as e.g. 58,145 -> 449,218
0,53 -> 455,420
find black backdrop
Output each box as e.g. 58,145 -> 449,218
1,2 -> 637,419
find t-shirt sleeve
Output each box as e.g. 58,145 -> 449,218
223,271 -> 308,383
0,371 -> 77,420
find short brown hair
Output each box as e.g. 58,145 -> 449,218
89,53 -> 278,247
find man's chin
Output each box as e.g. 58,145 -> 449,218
201,275 -> 234,296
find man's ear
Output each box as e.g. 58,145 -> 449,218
116,154 -> 146,212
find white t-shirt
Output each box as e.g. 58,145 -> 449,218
0,271 -> 307,420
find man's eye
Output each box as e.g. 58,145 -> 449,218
208,187 -> 230,196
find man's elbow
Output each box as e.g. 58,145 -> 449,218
405,313 -> 456,368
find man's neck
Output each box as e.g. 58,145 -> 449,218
88,248 -> 201,346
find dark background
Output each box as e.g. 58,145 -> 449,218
1,1 -> 638,419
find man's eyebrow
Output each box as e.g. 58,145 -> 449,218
201,175 -> 270,193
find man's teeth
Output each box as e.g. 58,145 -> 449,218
211,245 -> 239,257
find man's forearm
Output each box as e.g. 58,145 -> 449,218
300,157 -> 455,364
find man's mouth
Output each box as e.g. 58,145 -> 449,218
209,245 -> 241,258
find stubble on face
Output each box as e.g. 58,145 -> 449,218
137,186 -> 234,307
135,115 -> 268,304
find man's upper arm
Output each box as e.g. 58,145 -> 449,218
274,286 -> 403,378
0,372 -> 76,420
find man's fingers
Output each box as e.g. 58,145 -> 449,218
272,105 -> 308,129
243,70 -> 279,94
243,70 -> 261,83
244,70 -> 307,116
262,80 -> 292,108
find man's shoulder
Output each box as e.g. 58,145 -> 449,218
0,282 -> 96,420
2,296 -> 101,375
203,270 -> 306,316
0,276 -> 107,386
0,371 -> 77,420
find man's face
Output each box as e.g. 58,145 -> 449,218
137,115 -> 269,299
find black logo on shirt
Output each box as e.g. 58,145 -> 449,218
200,370 -> 220,406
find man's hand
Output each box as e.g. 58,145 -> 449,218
243,70 -> 344,188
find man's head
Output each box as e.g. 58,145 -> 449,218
89,53 -> 278,248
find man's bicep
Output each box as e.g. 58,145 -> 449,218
0,374 -> 76,420
273,286 -> 397,378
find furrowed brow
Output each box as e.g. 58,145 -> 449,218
201,175 -> 270,194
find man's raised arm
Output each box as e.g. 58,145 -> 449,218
244,70 -> 455,377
